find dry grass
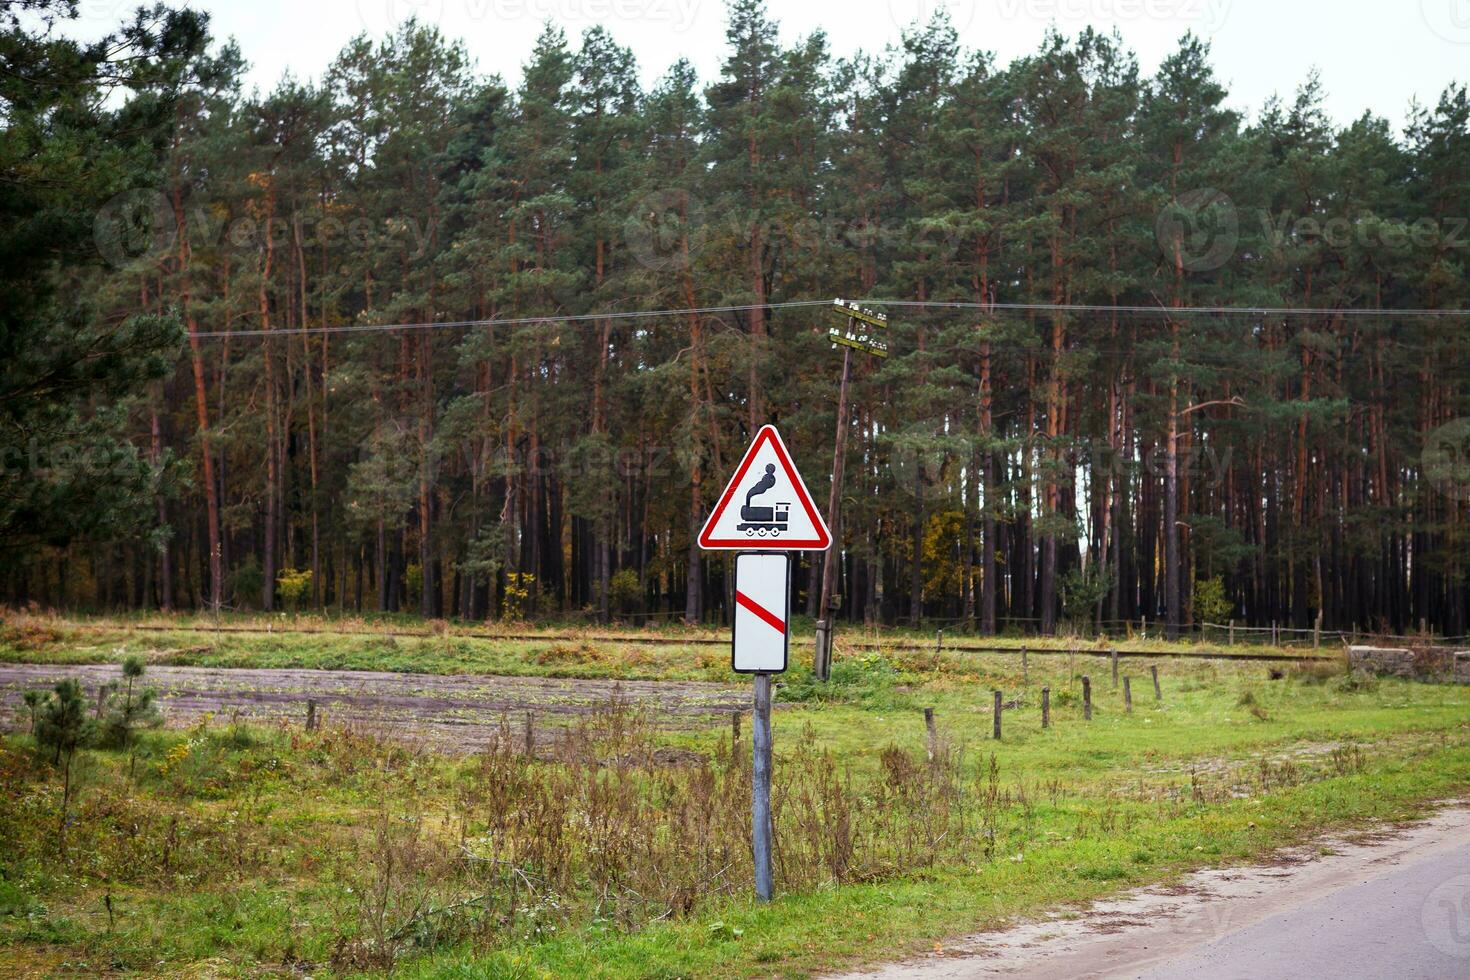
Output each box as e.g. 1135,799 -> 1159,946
307,698 -> 1069,967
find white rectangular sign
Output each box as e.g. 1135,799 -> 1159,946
732,553 -> 790,674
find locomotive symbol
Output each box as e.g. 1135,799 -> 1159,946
736,463 -> 791,537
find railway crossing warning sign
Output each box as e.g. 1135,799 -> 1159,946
698,425 -> 831,550
701,424 -> 827,904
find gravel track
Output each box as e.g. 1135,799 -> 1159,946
0,662 -> 746,752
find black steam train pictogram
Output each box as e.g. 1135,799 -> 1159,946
736,463 -> 790,537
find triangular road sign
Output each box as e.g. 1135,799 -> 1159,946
699,425 -> 831,551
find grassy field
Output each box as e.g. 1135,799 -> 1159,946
0,615 -> 1466,978
0,611 -> 1330,685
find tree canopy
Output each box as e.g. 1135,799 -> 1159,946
4,1 -> 1470,639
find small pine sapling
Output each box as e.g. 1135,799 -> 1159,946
22,689 -> 46,734
34,679 -> 96,857
101,656 -> 164,779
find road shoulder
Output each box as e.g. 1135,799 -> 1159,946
826,802 -> 1470,980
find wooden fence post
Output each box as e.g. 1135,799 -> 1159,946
1041,687 -> 1051,729
731,710 -> 741,753
1111,648 -> 1120,688
924,707 -> 938,760
306,698 -> 317,732
1151,664 -> 1162,700
1228,618 -> 1235,645
1123,676 -> 1133,713
992,690 -> 1002,740
1022,647 -> 1029,684
1082,676 -> 1093,721
524,711 -> 535,757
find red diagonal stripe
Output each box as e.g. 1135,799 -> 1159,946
736,590 -> 785,634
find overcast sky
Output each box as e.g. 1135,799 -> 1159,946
57,0 -> 1470,131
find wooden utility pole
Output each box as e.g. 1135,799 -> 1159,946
814,343 -> 852,680
815,300 -> 888,680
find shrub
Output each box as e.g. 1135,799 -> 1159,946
533,642 -> 602,667
779,654 -> 900,706
607,568 -> 641,614
1288,660 -> 1343,685
404,563 -> 423,609
502,572 -> 535,620
276,567 -> 313,612
1192,576 -> 1232,626
1061,566 -> 1111,635
230,558 -> 263,608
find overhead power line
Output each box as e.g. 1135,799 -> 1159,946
191,301 -> 832,338
190,299 -> 1470,340
873,300 -> 1470,318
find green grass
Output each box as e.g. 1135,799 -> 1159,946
0,622 -> 722,682
0,611 -> 1326,685
1,617 -> 1467,977
401,753 -> 1470,979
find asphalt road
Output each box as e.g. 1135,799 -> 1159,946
829,806 -> 1470,980
1135,832 -> 1470,980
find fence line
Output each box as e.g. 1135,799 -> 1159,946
70,620 -> 1343,663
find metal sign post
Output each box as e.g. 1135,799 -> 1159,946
701,429 -> 827,903
732,551 -> 789,901
751,670 -> 774,901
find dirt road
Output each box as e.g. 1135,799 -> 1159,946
829,805 -> 1470,980
0,662 -> 745,751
